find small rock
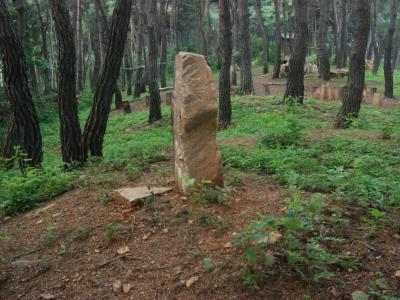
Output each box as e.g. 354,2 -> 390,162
185,276 -> 199,287
393,234 -> 400,241
269,232 -> 282,244
351,291 -> 368,300
94,249 -> 100,253
328,286 -> 340,297
188,220 -> 194,224
224,242 -> 232,248
35,219 -> 44,225
122,283 -> 131,293
395,270 -> 400,278
40,294 -> 55,300
113,187 -> 173,208
162,228 -> 169,233
112,280 -> 122,293
117,246 -> 130,255
143,233 -> 150,240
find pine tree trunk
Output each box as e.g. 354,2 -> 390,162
254,0 -> 269,74
83,0 -> 132,157
90,8 -> 102,92
238,0 -> 253,94
34,0 -> 53,95
49,0 -> 83,165
0,0 -> 42,166
317,0 -> 331,81
218,0 -> 233,130
334,0 -> 370,129
147,0 -> 162,123
284,0 -> 309,105
384,0 -> 398,98
273,0 -> 282,79
159,0 -> 167,88
335,0 -> 348,68
133,0 -> 145,98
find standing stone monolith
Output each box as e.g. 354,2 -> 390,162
173,52 -> 224,193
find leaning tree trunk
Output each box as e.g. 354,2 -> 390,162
273,0 -> 282,79
238,0 -> 253,94
284,0 -> 309,105
83,0 -> 132,157
147,0 -> 162,123
334,0 -> 370,129
254,0 -> 269,74
49,0 -> 83,166
384,0 -> 398,98
317,0 -> 331,81
0,0 -> 42,166
218,0 -> 233,130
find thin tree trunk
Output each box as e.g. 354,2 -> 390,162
238,0 -> 253,94
0,0 -> 42,166
90,8 -> 102,91
284,0 -> 309,104
34,0 -> 53,95
218,0 -> 233,129
83,0 -> 133,157
147,0 -> 162,123
197,0 -> 208,58
384,0 -> 398,98
317,0 -> 331,81
159,0 -> 168,88
334,0 -> 370,129
335,0 -> 348,68
254,0 -> 269,74
49,0 -> 83,165
133,0 -> 146,98
273,0 -> 282,79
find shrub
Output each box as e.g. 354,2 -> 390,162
0,166 -> 74,216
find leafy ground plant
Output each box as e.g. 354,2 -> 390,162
234,192 -> 358,288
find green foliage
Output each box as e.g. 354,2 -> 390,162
0,166 -> 74,216
234,193 -> 357,287
105,222 -> 123,239
260,116 -> 304,148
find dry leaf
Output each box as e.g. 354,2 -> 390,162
117,246 -> 130,255
185,276 -> 199,287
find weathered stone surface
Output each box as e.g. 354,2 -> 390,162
173,52 -> 224,193
373,93 -> 384,107
313,81 -> 342,101
113,187 -> 173,207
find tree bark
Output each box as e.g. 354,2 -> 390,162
335,0 -> 348,68
218,0 -> 233,130
159,0 -> 168,88
273,0 -> 282,79
384,0 -> 398,98
254,0 -> 269,74
334,0 -> 370,129
284,0 -> 309,104
90,7 -> 102,92
147,0 -> 162,123
34,0 -> 53,95
83,0 -> 133,157
0,0 -> 42,166
317,0 -> 331,81
238,0 -> 253,94
133,0 -> 146,98
49,0 -> 83,165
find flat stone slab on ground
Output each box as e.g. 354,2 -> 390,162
113,187 -> 173,207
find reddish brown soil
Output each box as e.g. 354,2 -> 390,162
1,154 -> 400,299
